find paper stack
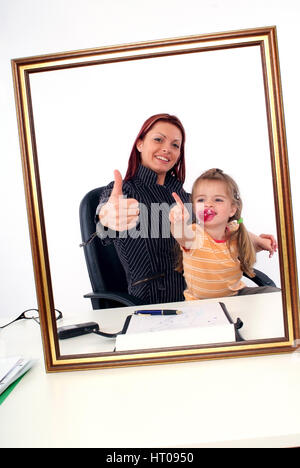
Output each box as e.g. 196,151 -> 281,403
115,302 -> 239,351
0,356 -> 35,397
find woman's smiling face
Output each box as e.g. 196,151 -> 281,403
136,121 -> 182,184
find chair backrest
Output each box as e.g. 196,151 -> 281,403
79,187 -> 128,294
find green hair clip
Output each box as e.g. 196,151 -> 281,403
237,218 -> 243,224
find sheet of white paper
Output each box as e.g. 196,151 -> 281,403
127,302 -> 230,334
0,357 -> 23,382
115,302 -> 236,351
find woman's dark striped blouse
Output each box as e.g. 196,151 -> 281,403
96,165 -> 191,305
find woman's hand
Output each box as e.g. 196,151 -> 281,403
99,170 -> 139,231
251,233 -> 278,258
256,233 -> 278,257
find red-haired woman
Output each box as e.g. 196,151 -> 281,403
96,113 -> 190,305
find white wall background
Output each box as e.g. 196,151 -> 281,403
0,0 -> 299,322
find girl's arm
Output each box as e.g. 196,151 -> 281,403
169,192 -> 196,249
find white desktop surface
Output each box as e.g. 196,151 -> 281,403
58,292 -> 285,355
1,293 -> 300,448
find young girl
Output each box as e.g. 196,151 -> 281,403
169,168 -> 279,300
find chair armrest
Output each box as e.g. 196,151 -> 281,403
243,268 -> 276,288
84,291 -> 143,307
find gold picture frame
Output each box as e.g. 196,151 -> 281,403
12,26 -> 300,372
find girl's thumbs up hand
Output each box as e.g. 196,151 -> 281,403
169,192 -> 190,224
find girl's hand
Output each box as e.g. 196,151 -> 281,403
169,193 -> 195,247
256,233 -> 278,258
169,192 -> 190,225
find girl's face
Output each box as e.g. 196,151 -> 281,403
136,121 -> 182,183
193,179 -> 237,227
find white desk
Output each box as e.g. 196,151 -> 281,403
1,292 -> 300,448
58,293 -> 285,355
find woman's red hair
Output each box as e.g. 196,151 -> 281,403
124,113 -> 186,183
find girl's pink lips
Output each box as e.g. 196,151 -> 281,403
197,208 -> 216,223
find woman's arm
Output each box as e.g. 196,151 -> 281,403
248,232 -> 278,258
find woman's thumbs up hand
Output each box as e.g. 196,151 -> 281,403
99,170 -> 139,231
110,170 -> 124,199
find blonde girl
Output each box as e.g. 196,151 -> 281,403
169,168 -> 279,300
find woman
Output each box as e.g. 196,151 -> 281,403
96,113 -> 277,305
96,113 -> 190,305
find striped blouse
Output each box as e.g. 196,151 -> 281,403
182,224 -> 245,300
96,165 -> 191,305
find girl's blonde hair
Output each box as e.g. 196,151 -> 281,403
192,168 -> 256,277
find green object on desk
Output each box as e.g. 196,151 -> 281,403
0,372 -> 27,406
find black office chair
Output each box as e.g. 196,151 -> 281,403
79,187 -> 143,310
80,187 -> 276,310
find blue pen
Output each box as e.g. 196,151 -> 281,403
134,309 -> 182,315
